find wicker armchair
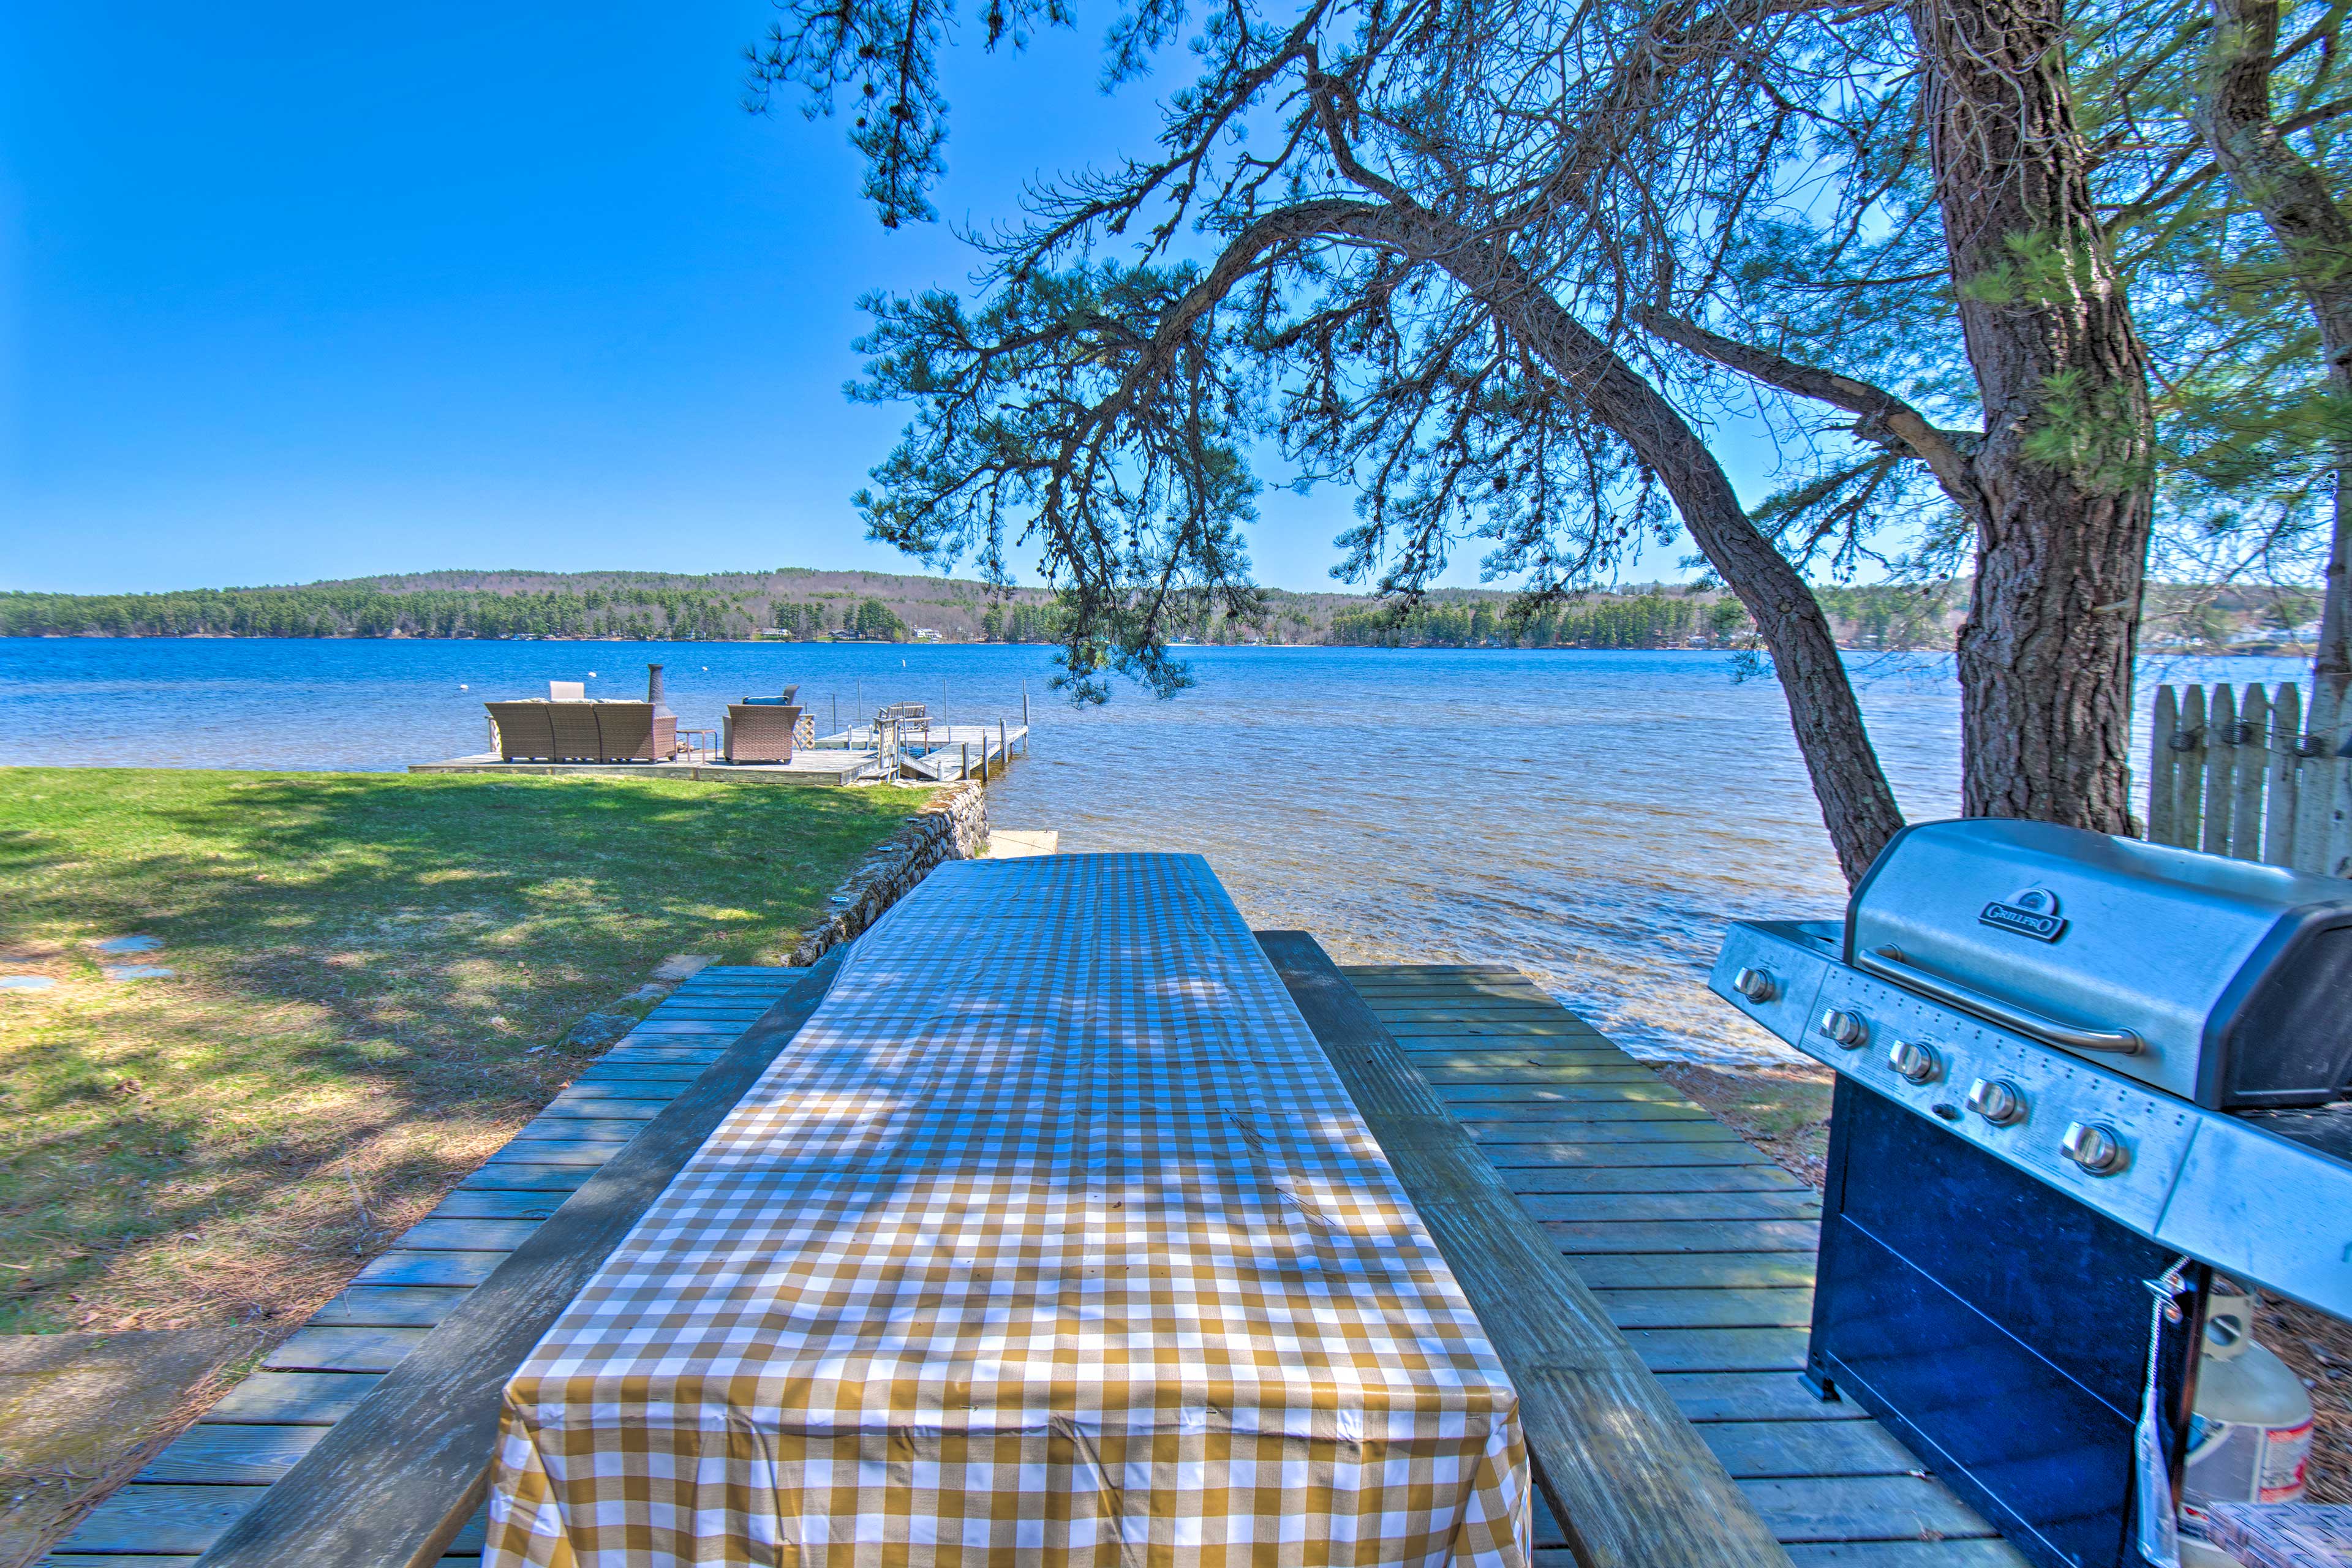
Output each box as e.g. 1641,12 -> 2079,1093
724,703 -> 803,764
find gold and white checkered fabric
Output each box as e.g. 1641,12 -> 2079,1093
484,852 -> 1528,1567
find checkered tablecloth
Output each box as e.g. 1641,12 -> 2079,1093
483,852 -> 1529,1567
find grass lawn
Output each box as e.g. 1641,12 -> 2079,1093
1654,1059 -> 1834,1186
0,767 -> 930,1335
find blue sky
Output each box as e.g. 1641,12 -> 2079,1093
1,1 -> 1721,595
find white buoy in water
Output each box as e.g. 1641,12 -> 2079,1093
588,671 -> 598,678
459,684 -> 469,690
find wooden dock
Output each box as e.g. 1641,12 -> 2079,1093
1333,961 -> 2024,1568
40,955 -> 2024,1568
407,753 -> 880,784
413,720 -> 1035,785
40,966 -> 815,1568
809,721 -> 1028,782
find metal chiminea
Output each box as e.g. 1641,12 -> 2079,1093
646,663 -> 674,718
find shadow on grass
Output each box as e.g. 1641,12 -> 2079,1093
0,768 -> 925,1330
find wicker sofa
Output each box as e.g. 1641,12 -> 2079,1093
486,701 -> 676,763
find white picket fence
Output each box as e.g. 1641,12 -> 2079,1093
2146,682 -> 2352,876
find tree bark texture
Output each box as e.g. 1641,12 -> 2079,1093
2199,0 -> 2352,706
1325,204 -> 1909,879
1912,0 -> 2156,831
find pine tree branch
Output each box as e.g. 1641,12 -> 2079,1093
2102,94 -> 2352,228
1635,309 -> 1985,510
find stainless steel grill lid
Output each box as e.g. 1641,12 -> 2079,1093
1847,819 -> 2352,1109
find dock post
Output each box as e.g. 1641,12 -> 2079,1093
1023,688 -> 1029,729
962,742 -> 971,782
999,718 -> 1007,777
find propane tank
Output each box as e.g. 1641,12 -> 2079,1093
2179,1540 -> 2244,1568
2180,1280 -> 2315,1531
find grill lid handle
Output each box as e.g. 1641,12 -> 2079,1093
1853,947 -> 2144,1056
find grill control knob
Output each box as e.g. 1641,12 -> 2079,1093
1817,1008 -> 1868,1049
1887,1039 -> 1942,1084
1733,967 -> 1777,1003
1966,1078 -> 2026,1126
2060,1121 -> 2128,1175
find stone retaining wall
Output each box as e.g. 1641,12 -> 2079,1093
785,782 -> 990,965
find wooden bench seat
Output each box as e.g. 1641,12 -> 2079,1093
1259,931 -> 1791,1568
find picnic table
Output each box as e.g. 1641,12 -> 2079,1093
483,852 -> 1529,1567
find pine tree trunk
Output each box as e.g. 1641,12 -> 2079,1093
1330,203 -> 1910,880
2330,458 -> 2351,709
2198,0 -> 2352,708
2330,459 -> 2351,709
1912,0 -> 2156,831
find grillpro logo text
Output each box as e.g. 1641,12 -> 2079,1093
1979,886 -> 2067,942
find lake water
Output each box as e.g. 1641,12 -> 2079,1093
0,637 -> 2305,1065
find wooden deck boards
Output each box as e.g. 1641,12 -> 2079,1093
1337,963 -> 2030,1568
47,952 -> 2030,1567
1265,933 -> 1789,1568
42,966 -> 812,1568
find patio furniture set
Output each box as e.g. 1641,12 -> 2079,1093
483,682 -> 804,766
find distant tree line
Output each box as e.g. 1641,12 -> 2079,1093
978,600 -> 1068,644
0,578 -> 2046,653
0,586 -> 772,641
1805,586 -> 1962,653
1318,585 -> 1970,650
1329,594 -> 1711,649
770,596 -> 910,640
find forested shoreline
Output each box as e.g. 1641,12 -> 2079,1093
0,571 -> 2309,653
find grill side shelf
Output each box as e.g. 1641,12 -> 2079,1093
2155,1117 -> 2352,1315
1710,921 -> 2352,1320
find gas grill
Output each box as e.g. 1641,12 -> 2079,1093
1710,818 -> 2352,1568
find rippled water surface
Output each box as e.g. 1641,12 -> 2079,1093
1,638 -> 2304,1064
